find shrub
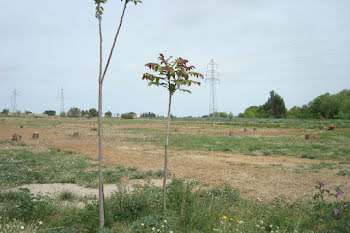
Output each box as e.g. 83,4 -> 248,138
43,110 -> 56,116
121,113 -> 134,119
105,111 -> 112,118
67,107 -> 81,118
1,108 -> 9,115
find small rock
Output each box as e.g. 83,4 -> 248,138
20,125 -> 24,128
243,128 -> 248,132
305,134 -> 311,140
229,131 -> 234,136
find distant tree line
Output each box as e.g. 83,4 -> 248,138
238,89 -> 350,119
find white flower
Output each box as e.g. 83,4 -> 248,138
269,225 -> 273,228
39,221 -> 43,225
157,229 -> 160,232
141,223 -> 144,227
164,220 -> 167,223
169,231 -> 173,233
161,225 -> 164,228
259,220 -> 264,224
238,220 -> 244,225
261,227 -> 265,230
256,225 -> 260,228
20,226 -> 24,230
152,227 -> 156,232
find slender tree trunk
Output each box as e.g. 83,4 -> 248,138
163,91 -> 172,214
96,1 -> 129,228
97,13 -> 105,229
101,1 -> 128,83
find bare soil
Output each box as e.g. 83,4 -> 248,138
0,120 -> 349,202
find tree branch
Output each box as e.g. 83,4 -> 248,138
101,1 -> 128,83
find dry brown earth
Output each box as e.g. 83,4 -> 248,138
0,119 -> 349,202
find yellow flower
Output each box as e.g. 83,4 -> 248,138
230,218 -> 233,221
222,216 -> 227,220
140,187 -> 143,191
213,228 -> 216,231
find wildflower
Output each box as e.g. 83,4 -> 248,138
169,231 -> 173,233
269,224 -> 273,228
337,192 -> 344,198
213,228 -> 216,231
38,220 -> 43,225
261,227 -> 265,230
322,183 -> 327,189
238,220 -> 244,225
140,187 -> 143,191
141,223 -> 144,227
230,218 -> 233,221
152,227 -> 156,232
164,220 -> 167,223
256,225 -> 260,228
222,215 -> 227,220
334,209 -> 339,215
161,225 -> 164,228
259,220 -> 264,224
20,226 -> 24,230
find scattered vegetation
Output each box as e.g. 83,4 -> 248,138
239,89 -> 350,120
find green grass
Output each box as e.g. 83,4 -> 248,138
0,147 -> 163,189
128,131 -> 350,160
0,146 -> 349,233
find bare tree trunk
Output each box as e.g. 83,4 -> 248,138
163,92 -> 172,214
97,13 -> 105,229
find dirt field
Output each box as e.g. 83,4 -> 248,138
1,117 -> 349,202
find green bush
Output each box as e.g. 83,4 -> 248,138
121,113 -> 134,119
0,188 -> 56,222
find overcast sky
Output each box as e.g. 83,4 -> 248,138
1,0 -> 349,116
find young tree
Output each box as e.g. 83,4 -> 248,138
142,53 -> 203,213
94,0 -> 141,228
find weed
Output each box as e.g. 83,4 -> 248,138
337,170 -> 350,176
57,191 -> 76,201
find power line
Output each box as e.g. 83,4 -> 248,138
206,59 -> 220,117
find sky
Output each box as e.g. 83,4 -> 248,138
1,0 -> 350,117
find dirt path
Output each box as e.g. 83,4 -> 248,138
1,123 -> 349,202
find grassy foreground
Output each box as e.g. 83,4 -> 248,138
0,142 -> 349,233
